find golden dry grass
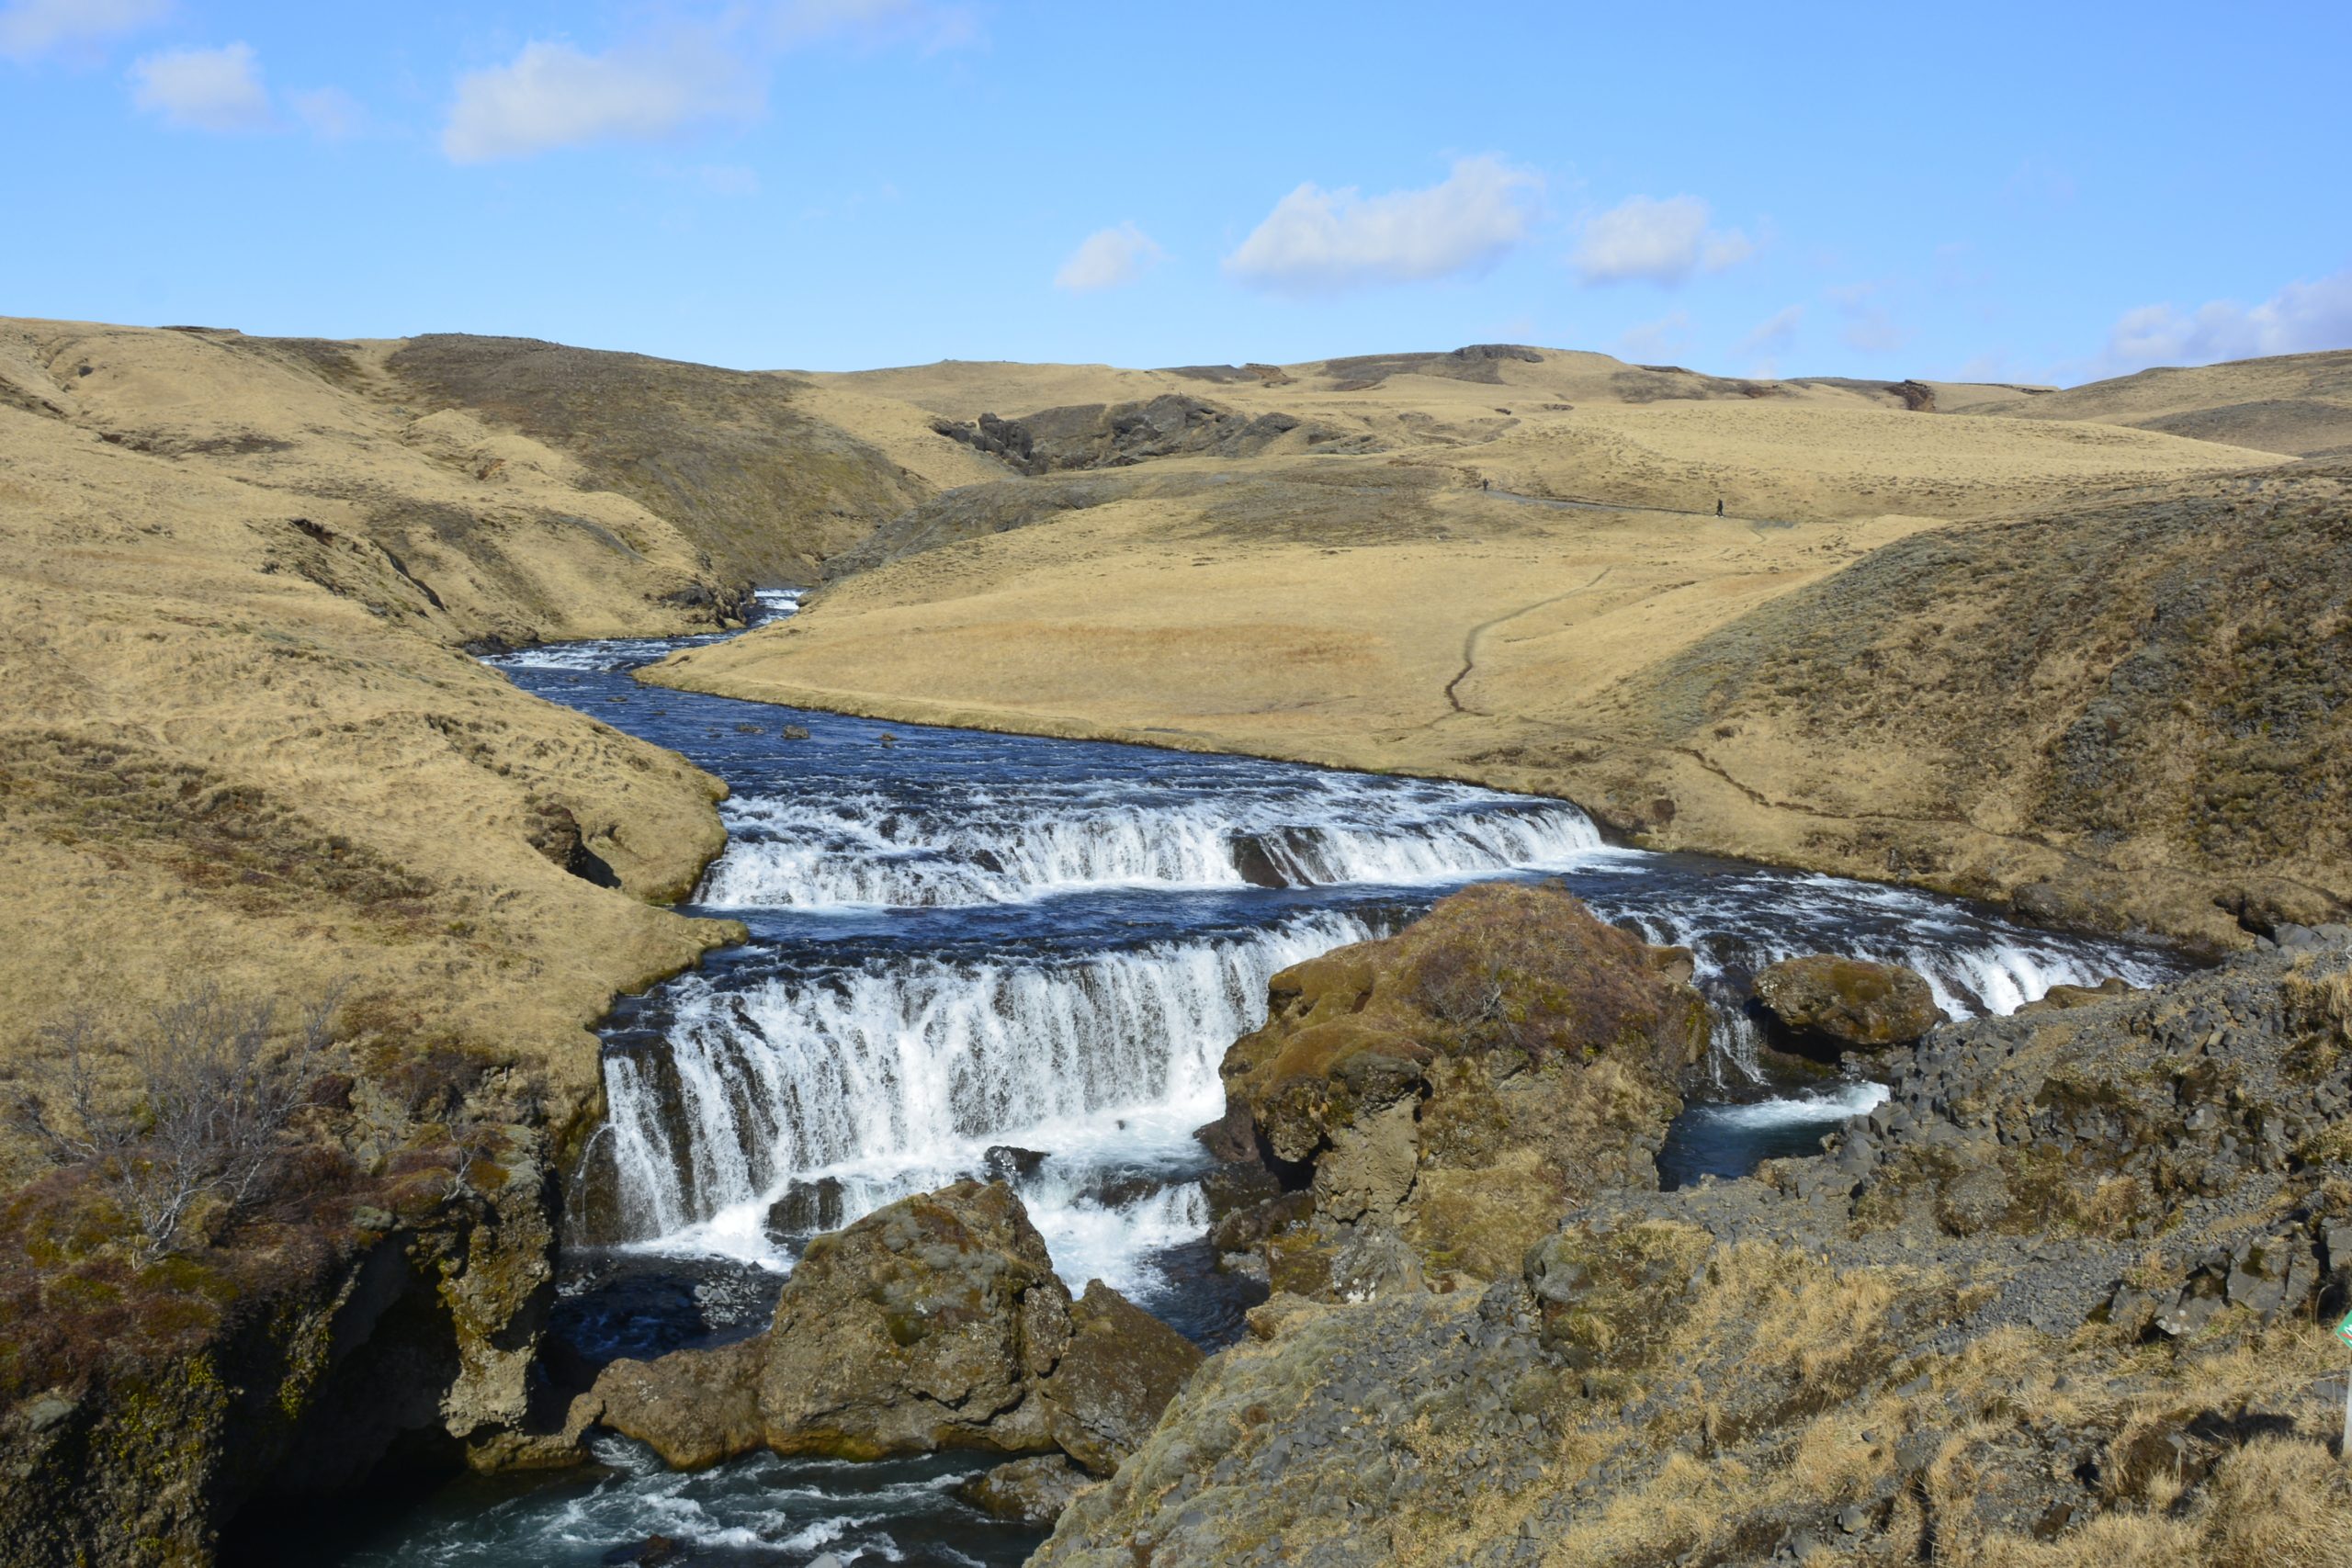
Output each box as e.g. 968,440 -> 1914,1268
0,321 -> 765,1179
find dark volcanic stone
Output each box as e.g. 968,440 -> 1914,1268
763,1176 -> 847,1239
982,1145 -> 1049,1184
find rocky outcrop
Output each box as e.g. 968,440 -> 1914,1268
572,1180 -> 1201,1475
1313,344 -> 1545,389
1750,953 -> 1947,1053
1205,882 -> 1711,1294
560,1336 -> 765,1470
927,394 -> 1373,476
1040,1281 -> 1204,1475
1038,933 -> 2352,1567
756,1179 -> 1071,1459
0,1100 -> 569,1565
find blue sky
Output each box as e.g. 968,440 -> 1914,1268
4,1 -> 2347,382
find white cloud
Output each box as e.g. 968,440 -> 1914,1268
2096,267 -> 2352,373
766,0 -> 979,51
1223,154 -> 1540,297
443,38 -> 761,164
129,41 -> 269,132
1736,304 -> 1804,356
1055,222 -> 1164,292
1571,195 -> 1754,286
0,0 -> 166,62
288,85 -> 364,141
1618,310 -> 1693,362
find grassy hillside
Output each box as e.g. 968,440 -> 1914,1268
1962,349 -> 2352,458
384,334 -> 935,584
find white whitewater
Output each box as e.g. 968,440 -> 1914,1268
594,910 -> 1382,1249
542,597 -> 2175,1293
1611,889 -> 2175,1088
700,785 -> 1608,908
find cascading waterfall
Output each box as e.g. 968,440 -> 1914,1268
510,609 -> 2178,1291
699,791 -> 1606,908
357,596 -> 2201,1568
592,910 -> 1383,1244
1607,892 -> 2175,1087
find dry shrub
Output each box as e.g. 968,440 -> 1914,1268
6,984 -> 344,1262
1971,1438 -> 2352,1568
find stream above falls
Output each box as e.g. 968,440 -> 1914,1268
261,592 -> 2183,1566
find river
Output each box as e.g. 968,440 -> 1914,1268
248,593 -> 2178,1566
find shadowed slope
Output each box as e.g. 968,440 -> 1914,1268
384,333 -> 935,584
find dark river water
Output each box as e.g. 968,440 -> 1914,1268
238,592 -> 2179,1566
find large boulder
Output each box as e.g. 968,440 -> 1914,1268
1040,1281 -> 1205,1474
758,1179 -> 1068,1459
1213,882 -> 1712,1290
573,1180 -> 1198,1474
1751,954 -> 1946,1052
564,1337 -> 764,1470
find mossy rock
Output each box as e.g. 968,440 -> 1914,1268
1752,954 -> 1947,1052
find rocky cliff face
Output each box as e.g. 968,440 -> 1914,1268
1204,882 -> 1710,1296
1039,931 -> 2352,1567
0,1066 -> 571,1564
926,393 -> 1374,477
0,319 -> 886,1564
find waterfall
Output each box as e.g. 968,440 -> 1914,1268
1605,893 -> 2173,1086
591,910 -> 1384,1244
698,791 -> 1607,909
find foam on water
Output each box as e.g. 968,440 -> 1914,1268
699,784 -> 1610,908
1703,1081 -> 1891,1130
322,1438 -> 1029,1567
590,910 -> 1382,1258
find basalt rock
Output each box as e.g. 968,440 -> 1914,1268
763,1176 -> 847,1240
563,1336 -> 765,1470
1214,882 -> 1711,1292
0,1114 -> 566,1567
1040,1281 -> 1205,1474
956,1452 -> 1097,1526
2018,976 -> 2138,1015
981,1145 -> 1048,1184
574,1180 -> 1197,1475
1751,953 -> 1947,1053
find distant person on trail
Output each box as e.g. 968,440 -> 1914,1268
1715,498 -> 1724,516
1481,478 -> 1490,491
